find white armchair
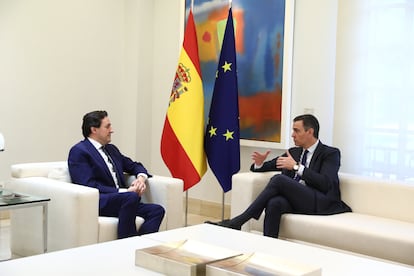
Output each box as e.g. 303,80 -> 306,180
5,161 -> 184,257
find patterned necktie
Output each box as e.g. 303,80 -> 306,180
294,149 -> 308,181
102,146 -> 119,187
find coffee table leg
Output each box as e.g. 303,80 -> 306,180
42,203 -> 48,253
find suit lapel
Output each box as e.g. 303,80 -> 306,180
309,141 -> 323,169
83,139 -> 114,181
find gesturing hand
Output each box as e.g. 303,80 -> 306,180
252,150 -> 271,166
276,150 -> 297,170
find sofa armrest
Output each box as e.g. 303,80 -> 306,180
141,175 -> 184,230
231,172 -> 277,232
5,177 -> 99,257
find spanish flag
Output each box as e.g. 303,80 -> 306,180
161,10 -> 206,191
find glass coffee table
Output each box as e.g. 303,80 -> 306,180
0,190 -> 50,257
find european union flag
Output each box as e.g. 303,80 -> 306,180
205,7 -> 240,192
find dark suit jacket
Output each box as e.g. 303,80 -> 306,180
68,139 -> 150,208
250,141 -> 351,214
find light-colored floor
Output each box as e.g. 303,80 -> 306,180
0,213 -> 219,261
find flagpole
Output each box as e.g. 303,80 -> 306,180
224,0 -> 232,221
224,0 -> 231,222
161,1 -> 206,229
205,2 -> 240,212
221,191 -> 225,220
185,190 -> 189,226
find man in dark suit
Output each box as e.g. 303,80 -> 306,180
210,114 -> 351,238
68,110 -> 165,239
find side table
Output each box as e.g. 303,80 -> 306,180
0,189 -> 50,259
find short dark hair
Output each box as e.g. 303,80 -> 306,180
82,110 -> 108,138
293,114 -> 319,139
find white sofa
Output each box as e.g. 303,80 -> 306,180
5,161 -> 184,257
231,172 -> 414,266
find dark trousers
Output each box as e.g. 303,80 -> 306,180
99,192 -> 165,238
245,174 -> 316,238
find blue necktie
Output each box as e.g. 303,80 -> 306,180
301,149 -> 309,167
294,149 -> 308,181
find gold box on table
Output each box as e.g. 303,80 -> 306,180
135,239 -> 241,276
206,252 -> 321,276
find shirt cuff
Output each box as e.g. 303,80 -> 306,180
137,173 -> 148,180
254,163 -> 263,169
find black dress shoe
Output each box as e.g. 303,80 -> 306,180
204,219 -> 241,230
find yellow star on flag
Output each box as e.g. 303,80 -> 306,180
208,126 -> 217,137
223,129 -> 234,141
222,61 -> 232,72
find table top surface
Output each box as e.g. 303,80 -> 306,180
1,223 -> 413,275
145,224 -> 414,275
0,190 -> 50,207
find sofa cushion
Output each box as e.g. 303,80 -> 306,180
339,173 -> 414,223
279,212 -> 414,265
11,161 -> 68,178
47,167 -> 72,182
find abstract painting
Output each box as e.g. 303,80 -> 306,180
186,0 -> 294,148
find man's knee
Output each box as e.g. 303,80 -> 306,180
122,192 -> 140,207
156,205 -> 166,218
270,174 -> 291,183
266,174 -> 291,189
266,197 -> 291,213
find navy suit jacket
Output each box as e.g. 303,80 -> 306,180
251,141 -> 351,214
68,139 -> 150,209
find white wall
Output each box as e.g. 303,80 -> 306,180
291,0 -> 338,144
0,0 -> 339,210
150,0 -> 184,177
0,0 -> 151,179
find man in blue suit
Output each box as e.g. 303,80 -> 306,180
68,110 -> 165,238
208,114 -> 351,238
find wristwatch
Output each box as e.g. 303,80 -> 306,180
293,163 -> 299,171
